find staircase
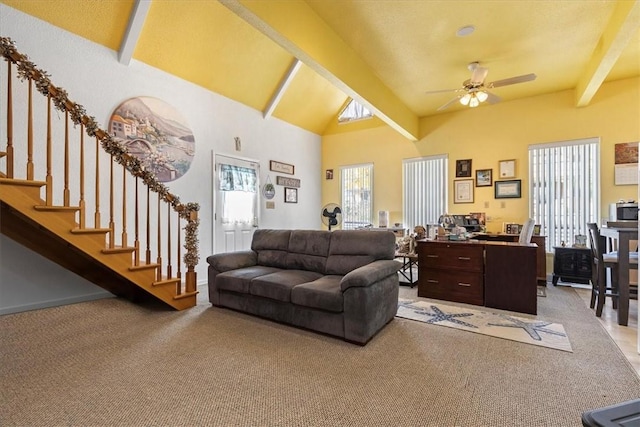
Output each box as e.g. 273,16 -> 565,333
0,37 -> 199,310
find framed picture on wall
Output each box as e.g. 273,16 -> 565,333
495,179 -> 521,198
499,159 -> 516,178
475,169 -> 492,187
454,179 -> 474,203
284,187 -> 298,203
456,159 -> 472,177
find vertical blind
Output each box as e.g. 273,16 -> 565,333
529,137 -> 599,252
403,155 -> 448,229
341,163 -> 373,229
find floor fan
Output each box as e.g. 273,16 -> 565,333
321,203 -> 342,231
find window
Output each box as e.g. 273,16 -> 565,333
403,155 -> 448,229
218,163 -> 258,225
341,163 -> 373,229
529,137 -> 600,252
338,99 -> 373,123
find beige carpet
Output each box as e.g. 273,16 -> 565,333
1,284 -> 639,426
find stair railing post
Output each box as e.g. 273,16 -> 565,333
156,193 -> 162,281
45,94 -> 52,205
63,110 -> 70,206
94,137 -> 101,228
145,186 -> 151,264
121,164 -> 127,247
6,61 -> 14,178
26,78 -> 33,180
166,202 -> 172,280
108,154 -> 115,249
134,176 -> 140,266
78,124 -> 85,229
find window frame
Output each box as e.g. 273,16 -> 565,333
340,163 -> 374,229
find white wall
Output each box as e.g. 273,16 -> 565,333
0,5 -> 322,314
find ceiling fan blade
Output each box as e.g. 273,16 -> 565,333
488,73 -> 537,88
437,95 -> 462,111
485,91 -> 502,104
425,88 -> 462,95
470,66 -> 488,85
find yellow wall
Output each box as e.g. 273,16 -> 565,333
322,77 -> 640,235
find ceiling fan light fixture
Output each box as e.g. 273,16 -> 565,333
469,95 -> 480,108
459,93 -> 472,106
476,90 -> 489,102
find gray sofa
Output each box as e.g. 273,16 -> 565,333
207,229 -> 401,345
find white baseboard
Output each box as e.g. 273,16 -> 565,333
0,291 -> 114,316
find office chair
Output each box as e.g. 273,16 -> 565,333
518,218 -> 535,244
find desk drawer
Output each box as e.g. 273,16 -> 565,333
418,269 -> 484,305
421,244 -> 484,272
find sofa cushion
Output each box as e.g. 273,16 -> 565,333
216,266 -> 282,294
291,275 -> 344,313
252,229 -> 291,269
250,270 -> 323,302
286,230 -> 331,273
326,230 -> 396,275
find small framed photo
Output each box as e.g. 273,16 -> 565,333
495,179 -> 521,199
475,169 -> 492,187
325,169 -> 334,180
499,159 -> 516,178
533,224 -> 542,235
456,159 -> 472,177
284,187 -> 298,203
454,179 -> 474,203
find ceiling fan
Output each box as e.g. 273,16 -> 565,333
426,62 -> 536,111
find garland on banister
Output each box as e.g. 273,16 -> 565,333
0,37 -> 200,267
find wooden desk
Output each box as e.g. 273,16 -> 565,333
473,233 -> 547,286
599,226 -> 638,326
416,239 -> 538,314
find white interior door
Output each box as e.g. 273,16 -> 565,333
214,154 -> 259,254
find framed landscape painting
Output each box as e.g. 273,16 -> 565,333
476,169 -> 492,187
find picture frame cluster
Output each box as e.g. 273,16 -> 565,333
453,158 -> 521,203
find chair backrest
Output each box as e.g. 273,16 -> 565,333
518,218 -> 535,244
586,222 -> 604,264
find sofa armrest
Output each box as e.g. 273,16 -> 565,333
340,260 -> 402,291
207,251 -> 257,273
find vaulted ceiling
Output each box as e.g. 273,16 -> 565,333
3,0 -> 639,140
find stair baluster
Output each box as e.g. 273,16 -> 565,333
6,61 -> 14,178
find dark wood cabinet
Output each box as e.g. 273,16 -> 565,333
417,241 -> 484,306
484,244 -> 537,314
416,239 -> 538,314
552,246 -> 592,285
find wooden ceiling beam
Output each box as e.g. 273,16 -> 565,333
118,0 -> 152,65
220,0 -> 419,141
575,0 -> 640,107
264,58 -> 302,119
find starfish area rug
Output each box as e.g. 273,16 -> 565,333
397,298 -> 572,352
